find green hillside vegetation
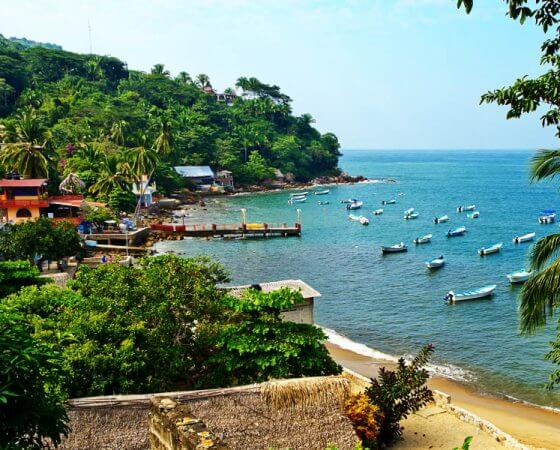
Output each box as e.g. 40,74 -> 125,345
0,35 -> 341,198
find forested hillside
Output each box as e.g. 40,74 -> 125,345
0,35 -> 341,197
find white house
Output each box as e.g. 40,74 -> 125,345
131,175 -> 157,207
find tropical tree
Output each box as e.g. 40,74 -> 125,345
195,73 -> 210,88
153,116 -> 174,156
175,71 -> 192,85
151,63 -> 170,77
109,119 -> 128,146
89,154 -> 130,197
127,144 -> 159,179
0,107 -> 50,178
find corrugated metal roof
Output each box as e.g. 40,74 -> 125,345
226,279 -> 321,299
174,166 -> 215,178
0,178 -> 47,188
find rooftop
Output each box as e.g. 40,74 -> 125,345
227,279 -> 321,299
174,165 -> 215,178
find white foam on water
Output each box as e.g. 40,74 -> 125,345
323,327 -> 473,383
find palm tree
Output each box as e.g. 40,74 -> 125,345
153,117 -> 174,156
151,64 -> 170,77
176,71 -> 192,84
85,56 -> 104,81
110,120 -> 128,146
196,74 -> 211,88
0,107 -> 50,178
519,150 -> 560,334
89,154 -> 130,197
126,145 -> 159,179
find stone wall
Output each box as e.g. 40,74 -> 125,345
149,397 -> 226,450
280,298 -> 314,324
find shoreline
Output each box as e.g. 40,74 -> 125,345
325,339 -> 560,449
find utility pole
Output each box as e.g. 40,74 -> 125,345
88,18 -> 93,53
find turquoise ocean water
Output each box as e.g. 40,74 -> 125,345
156,149 -> 560,408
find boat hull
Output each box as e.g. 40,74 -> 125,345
446,285 -> 496,303
507,272 -> 531,284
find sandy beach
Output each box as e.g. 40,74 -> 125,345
327,342 -> 560,449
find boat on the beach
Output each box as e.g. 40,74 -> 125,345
414,234 -> 432,245
506,270 -> 532,284
314,189 -> 330,195
404,212 -> 419,220
539,210 -> 556,224
447,226 -> 466,237
381,199 -> 396,205
433,215 -> 449,224
347,201 -> 363,210
381,242 -> 407,254
445,285 -> 496,303
318,201 -> 330,205
290,191 -> 308,197
513,232 -> 535,243
478,242 -> 503,256
467,211 -> 480,219
425,255 -> 445,269
373,208 -> 384,215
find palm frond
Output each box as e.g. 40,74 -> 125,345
519,258 -> 560,334
530,149 -> 560,182
529,232 -> 560,270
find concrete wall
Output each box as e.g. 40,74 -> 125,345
280,298 -> 314,324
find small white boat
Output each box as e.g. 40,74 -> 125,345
373,209 -> 384,215
314,189 -> 330,195
404,208 -> 415,216
290,191 -> 308,197
382,199 -> 396,205
359,216 -> 370,226
414,234 -> 432,245
398,192 -> 406,196
513,232 -> 535,244
539,213 -> 556,224
347,201 -> 364,210
506,270 -> 532,284
467,211 -> 480,219
404,212 -> 419,220
348,214 -> 361,221
288,197 -> 306,204
341,198 -> 359,204
447,226 -> 466,237
318,201 -> 330,205
381,242 -> 407,254
445,285 -> 496,303
465,205 -> 476,211
478,242 -> 503,256
433,215 -> 449,224
425,255 -> 445,269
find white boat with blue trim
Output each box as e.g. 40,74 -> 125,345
381,242 -> 407,254
513,232 -> 535,244
447,226 -> 466,237
507,270 -> 532,284
445,285 -> 496,303
414,234 -> 432,245
346,200 -> 363,210
478,242 -> 503,256
425,255 -> 444,269
433,215 -> 449,224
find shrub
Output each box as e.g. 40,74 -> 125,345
344,393 -> 382,448
453,436 -> 473,450
0,260 -> 46,298
365,344 -> 434,445
107,188 -> 136,213
207,287 -> 341,386
0,307 -> 69,449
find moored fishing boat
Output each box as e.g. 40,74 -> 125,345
347,200 -> 363,210
381,199 -> 396,205
513,232 -> 535,243
414,234 -> 432,245
478,242 -> 503,256
404,212 -> 419,220
539,209 -> 556,224
348,214 -> 361,221
445,285 -> 496,303
381,242 -> 407,254
447,226 -> 466,237
318,201 -> 330,205
404,208 -> 415,216
398,192 -> 405,196
433,215 -> 449,224
467,211 -> 480,219
506,270 -> 532,284
465,205 -> 476,211
290,191 -> 308,197
359,216 -> 369,225
425,255 -> 444,269
373,208 -> 384,215
341,198 -> 359,204
288,197 -> 306,204
456,205 -> 464,212
314,189 -> 330,195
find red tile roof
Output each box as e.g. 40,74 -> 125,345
0,178 -> 47,188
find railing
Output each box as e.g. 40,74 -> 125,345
0,199 -> 49,208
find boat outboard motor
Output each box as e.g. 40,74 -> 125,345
444,292 -> 454,303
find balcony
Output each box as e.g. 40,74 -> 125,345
0,199 -> 50,208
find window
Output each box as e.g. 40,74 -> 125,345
16,208 -> 32,218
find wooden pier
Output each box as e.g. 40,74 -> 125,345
150,222 -> 301,238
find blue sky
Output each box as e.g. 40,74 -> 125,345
2,0 -> 556,149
